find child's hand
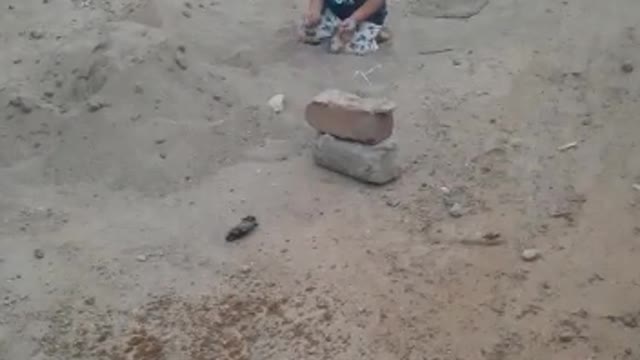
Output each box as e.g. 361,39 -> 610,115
304,10 -> 322,27
304,0 -> 323,28
338,18 -> 357,33
336,18 -> 357,42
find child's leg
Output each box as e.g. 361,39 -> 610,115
344,21 -> 383,55
300,9 -> 341,44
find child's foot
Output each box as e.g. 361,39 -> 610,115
376,26 -> 392,44
329,29 -> 355,54
299,23 -> 322,45
301,33 -> 323,45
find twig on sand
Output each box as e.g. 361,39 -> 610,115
558,141 -> 579,152
459,232 -> 504,247
418,48 -> 454,55
353,64 -> 382,86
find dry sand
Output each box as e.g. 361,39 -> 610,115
1,0 -> 640,359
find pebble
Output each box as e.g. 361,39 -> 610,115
521,248 -> 541,262
86,98 -> 108,112
632,184 -> 640,192
29,30 -> 45,40
9,96 -> 34,114
136,255 -> 148,262
558,141 -> 578,152
268,94 -> 285,113
621,62 -> 634,74
558,330 -> 574,343
33,249 -> 45,260
175,46 -> 188,70
448,203 -> 464,218
84,297 -> 96,306
240,265 -> 252,274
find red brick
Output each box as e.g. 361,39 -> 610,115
305,90 -> 395,145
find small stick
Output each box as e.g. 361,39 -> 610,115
419,48 -> 454,55
558,141 -> 579,151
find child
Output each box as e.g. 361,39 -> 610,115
300,0 -> 389,55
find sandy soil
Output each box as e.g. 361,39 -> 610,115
1,0 -> 640,359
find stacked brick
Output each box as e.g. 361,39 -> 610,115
305,89 -> 400,184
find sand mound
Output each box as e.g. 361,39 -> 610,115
1,18 -> 276,195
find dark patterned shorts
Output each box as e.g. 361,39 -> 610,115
300,9 -> 382,55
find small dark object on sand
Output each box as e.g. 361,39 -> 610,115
226,216 -> 258,242
621,62 -> 634,74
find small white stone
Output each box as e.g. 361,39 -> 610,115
558,141 -> 578,151
521,248 -> 541,262
136,255 -> 148,262
268,94 -> 285,113
240,265 -> 252,274
448,203 -> 463,218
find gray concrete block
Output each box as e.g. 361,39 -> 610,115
312,134 -> 400,185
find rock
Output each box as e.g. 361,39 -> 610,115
632,183 -> 640,192
175,46 -> 188,70
226,216 -> 259,242
9,96 -> 35,114
621,62 -> 634,74
240,265 -> 252,274
606,313 -> 639,328
306,89 -> 395,145
268,94 -> 285,113
448,203 -> 464,218
521,248 -> 541,262
29,29 -> 46,40
557,330 -> 574,343
33,249 -> 45,259
86,97 -> 108,112
557,141 -> 578,151
136,254 -> 148,262
312,134 -> 400,184
84,297 -> 96,306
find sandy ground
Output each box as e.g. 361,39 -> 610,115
1,0 -> 640,359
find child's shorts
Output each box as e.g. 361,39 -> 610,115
300,9 -> 383,55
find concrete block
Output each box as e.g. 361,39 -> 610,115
312,134 -> 400,184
